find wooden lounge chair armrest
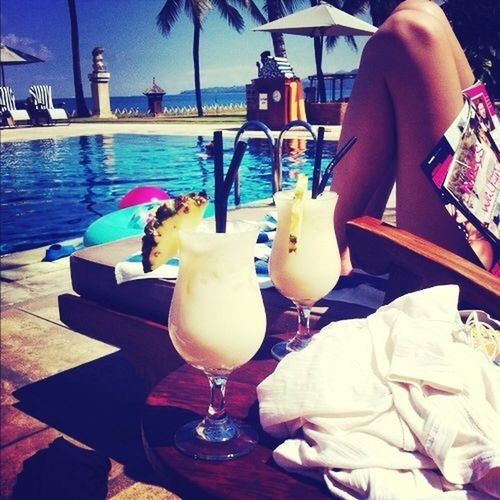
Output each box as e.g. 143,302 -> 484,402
346,216 -> 500,316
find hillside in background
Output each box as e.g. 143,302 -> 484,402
180,86 -> 245,94
178,70 -> 357,96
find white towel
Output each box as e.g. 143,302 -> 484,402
257,285 -> 500,498
114,245 -> 274,289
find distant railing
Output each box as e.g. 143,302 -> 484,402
68,102 -> 245,118
161,102 -> 246,116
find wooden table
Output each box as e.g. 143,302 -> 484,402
141,333 -> 330,499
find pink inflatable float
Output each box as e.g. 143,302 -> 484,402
119,185 -> 170,209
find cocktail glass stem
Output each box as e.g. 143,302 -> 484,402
174,371 -> 258,460
271,303 -> 314,360
195,374 -> 238,442
287,303 -> 312,352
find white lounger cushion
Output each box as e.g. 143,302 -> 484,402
47,108 -> 68,121
9,109 -> 30,121
29,85 -> 69,122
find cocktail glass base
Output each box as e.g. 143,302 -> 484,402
174,419 -> 258,461
271,338 -> 311,361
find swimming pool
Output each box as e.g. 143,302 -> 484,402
0,134 -> 337,254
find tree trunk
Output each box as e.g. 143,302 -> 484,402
309,0 -> 326,103
314,36 -> 326,102
271,33 -> 287,58
67,0 -> 90,117
193,20 -> 203,117
267,0 -> 287,58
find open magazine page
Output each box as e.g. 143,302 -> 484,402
422,86 -> 500,276
463,81 -> 500,150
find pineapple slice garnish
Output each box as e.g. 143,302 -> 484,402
288,173 -> 308,253
142,191 -> 209,272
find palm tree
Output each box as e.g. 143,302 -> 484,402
312,0 -> 367,102
67,0 -> 90,117
247,0 -> 304,58
266,1 -> 289,57
157,0 -> 248,117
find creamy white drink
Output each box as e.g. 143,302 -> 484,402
270,190 -> 340,306
168,221 -> 266,373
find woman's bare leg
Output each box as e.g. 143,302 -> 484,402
330,29 -> 397,274
331,0 -> 478,274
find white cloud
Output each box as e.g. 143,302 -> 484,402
0,33 -> 53,60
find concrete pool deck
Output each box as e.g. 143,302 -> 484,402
0,120 -> 390,498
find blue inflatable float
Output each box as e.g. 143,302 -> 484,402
84,199 -> 215,247
83,186 -> 220,247
83,201 -> 162,247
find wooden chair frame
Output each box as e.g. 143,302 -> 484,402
346,216 -> 500,318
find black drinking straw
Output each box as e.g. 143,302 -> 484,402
213,131 -> 225,233
214,135 -> 248,233
312,126 -> 325,199
317,136 -> 357,195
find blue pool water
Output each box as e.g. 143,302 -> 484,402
0,134 -> 337,254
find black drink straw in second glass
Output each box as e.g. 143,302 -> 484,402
317,136 -> 358,195
312,126 -> 325,199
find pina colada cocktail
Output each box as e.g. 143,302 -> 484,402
270,182 -> 340,360
169,222 -> 266,373
168,221 -> 266,460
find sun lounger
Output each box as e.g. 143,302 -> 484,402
28,84 -> 69,125
0,86 -> 30,127
58,234 -> 374,387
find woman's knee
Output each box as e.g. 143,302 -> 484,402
378,9 -> 447,51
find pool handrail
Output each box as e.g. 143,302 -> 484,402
275,120 -> 317,194
233,120 -> 275,206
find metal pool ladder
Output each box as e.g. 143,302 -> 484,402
274,120 -> 317,194
233,120 -> 275,206
233,119 -> 317,206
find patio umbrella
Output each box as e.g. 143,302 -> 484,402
253,2 -> 377,37
253,2 -> 376,103
0,43 -> 44,86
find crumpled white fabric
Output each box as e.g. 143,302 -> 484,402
257,285 -> 500,499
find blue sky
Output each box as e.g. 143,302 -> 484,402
1,0 -> 371,98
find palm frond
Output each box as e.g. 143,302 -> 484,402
185,0 -> 212,24
263,0 -> 306,19
277,0 -> 304,16
211,0 -> 245,31
156,0 -> 184,36
232,0 -> 268,25
325,34 -> 358,51
325,35 -> 339,51
340,0 -> 367,16
319,0 -> 343,9
283,0 -> 307,15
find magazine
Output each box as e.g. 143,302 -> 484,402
421,82 -> 500,275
